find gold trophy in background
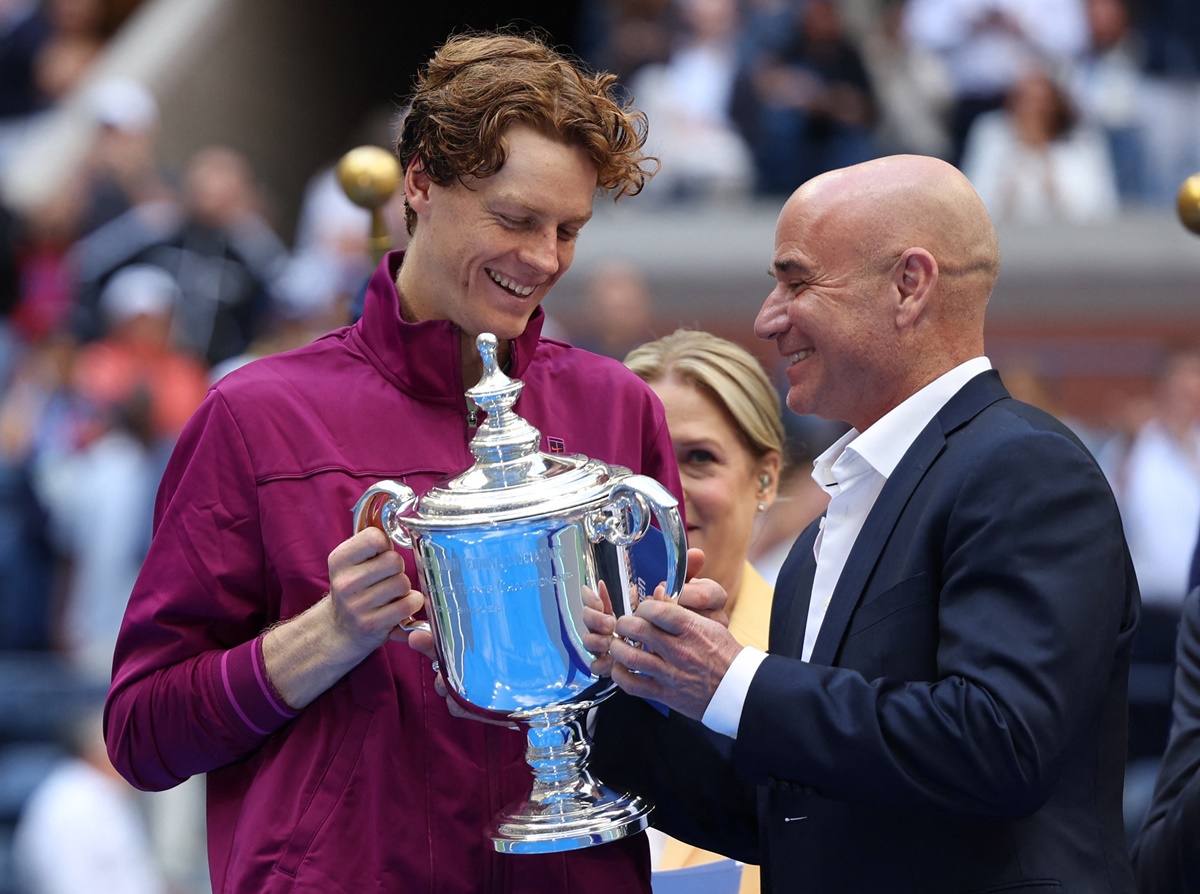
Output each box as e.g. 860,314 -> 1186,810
336,145 -> 401,264
1179,172 -> 1200,237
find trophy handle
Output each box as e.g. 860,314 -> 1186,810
353,480 -> 417,546
352,480 -> 429,634
610,475 -> 688,600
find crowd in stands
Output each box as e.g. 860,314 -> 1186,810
582,0 -> 1200,216
0,0 -> 1198,891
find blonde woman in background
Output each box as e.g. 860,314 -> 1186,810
624,328 -> 785,893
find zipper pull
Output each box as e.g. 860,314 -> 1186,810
466,400 -> 478,428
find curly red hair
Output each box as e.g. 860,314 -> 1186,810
394,29 -> 657,234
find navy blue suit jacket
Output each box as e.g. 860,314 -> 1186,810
594,371 -> 1139,893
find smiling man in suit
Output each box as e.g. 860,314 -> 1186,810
588,153 -> 1140,894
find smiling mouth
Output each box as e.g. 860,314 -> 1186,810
487,269 -> 535,297
787,349 -> 815,364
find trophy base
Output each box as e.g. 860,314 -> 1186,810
489,787 -> 653,854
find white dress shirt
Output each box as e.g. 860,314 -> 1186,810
702,357 -> 993,738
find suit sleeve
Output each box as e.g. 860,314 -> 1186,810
591,692 -> 760,863
1132,587 -> 1200,893
104,391 -> 296,791
736,422 -> 1136,817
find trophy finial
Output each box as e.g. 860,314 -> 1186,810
336,145 -> 402,264
466,333 -> 541,468
477,333 -> 499,377
1179,172 -> 1200,237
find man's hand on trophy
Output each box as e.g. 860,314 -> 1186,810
604,575 -> 742,722
581,582 -> 618,677
327,527 -> 422,653
673,548 -> 729,626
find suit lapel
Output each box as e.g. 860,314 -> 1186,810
807,371 -> 1010,666
770,523 -> 821,657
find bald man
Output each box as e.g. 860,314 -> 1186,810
588,155 -> 1140,893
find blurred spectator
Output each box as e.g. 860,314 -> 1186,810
902,0 -> 1090,166
210,144 -> 406,381
0,0 -> 51,120
0,198 -> 58,653
71,263 -> 207,442
73,77 -> 178,236
0,0 -> 145,173
282,151 -> 403,321
629,0 -> 754,204
11,705 -> 168,894
1134,0 -> 1200,205
70,145 -> 289,368
10,188 -> 84,344
733,0 -> 878,197
0,0 -> 52,170
39,264 -> 206,679
860,0 -> 955,159
0,332 -> 81,496
1068,0 -> 1150,203
838,0 -> 893,43
1110,346 -> 1200,613
32,0 -> 109,106
960,68 -> 1120,223
43,415 -> 157,680
734,0 -> 792,53
570,260 -> 656,359
1107,346 -> 1200,761
578,0 -> 674,82
0,197 -> 17,342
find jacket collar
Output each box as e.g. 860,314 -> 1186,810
353,250 -> 546,404
807,370 -> 1009,665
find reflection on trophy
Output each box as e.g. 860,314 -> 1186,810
353,332 -> 688,854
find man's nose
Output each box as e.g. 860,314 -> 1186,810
754,287 -> 788,341
521,228 -> 560,275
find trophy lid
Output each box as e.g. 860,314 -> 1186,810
402,333 -> 623,526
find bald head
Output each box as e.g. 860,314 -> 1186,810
792,155 -> 1000,309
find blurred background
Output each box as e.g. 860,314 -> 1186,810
0,0 -> 1199,891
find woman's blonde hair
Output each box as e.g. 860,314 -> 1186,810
395,29 -> 656,234
624,329 -> 785,461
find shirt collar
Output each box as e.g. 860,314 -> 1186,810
812,357 -> 993,486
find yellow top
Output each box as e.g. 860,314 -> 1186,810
726,562 -> 773,653
655,561 -> 771,894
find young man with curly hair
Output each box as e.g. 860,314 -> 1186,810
104,30 -> 676,893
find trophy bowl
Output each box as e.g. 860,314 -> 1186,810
353,333 -> 687,854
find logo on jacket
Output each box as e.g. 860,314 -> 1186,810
547,437 -> 566,454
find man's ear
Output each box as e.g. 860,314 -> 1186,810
894,247 -> 936,329
405,155 -> 432,216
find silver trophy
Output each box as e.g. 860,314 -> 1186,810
353,333 -> 687,854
